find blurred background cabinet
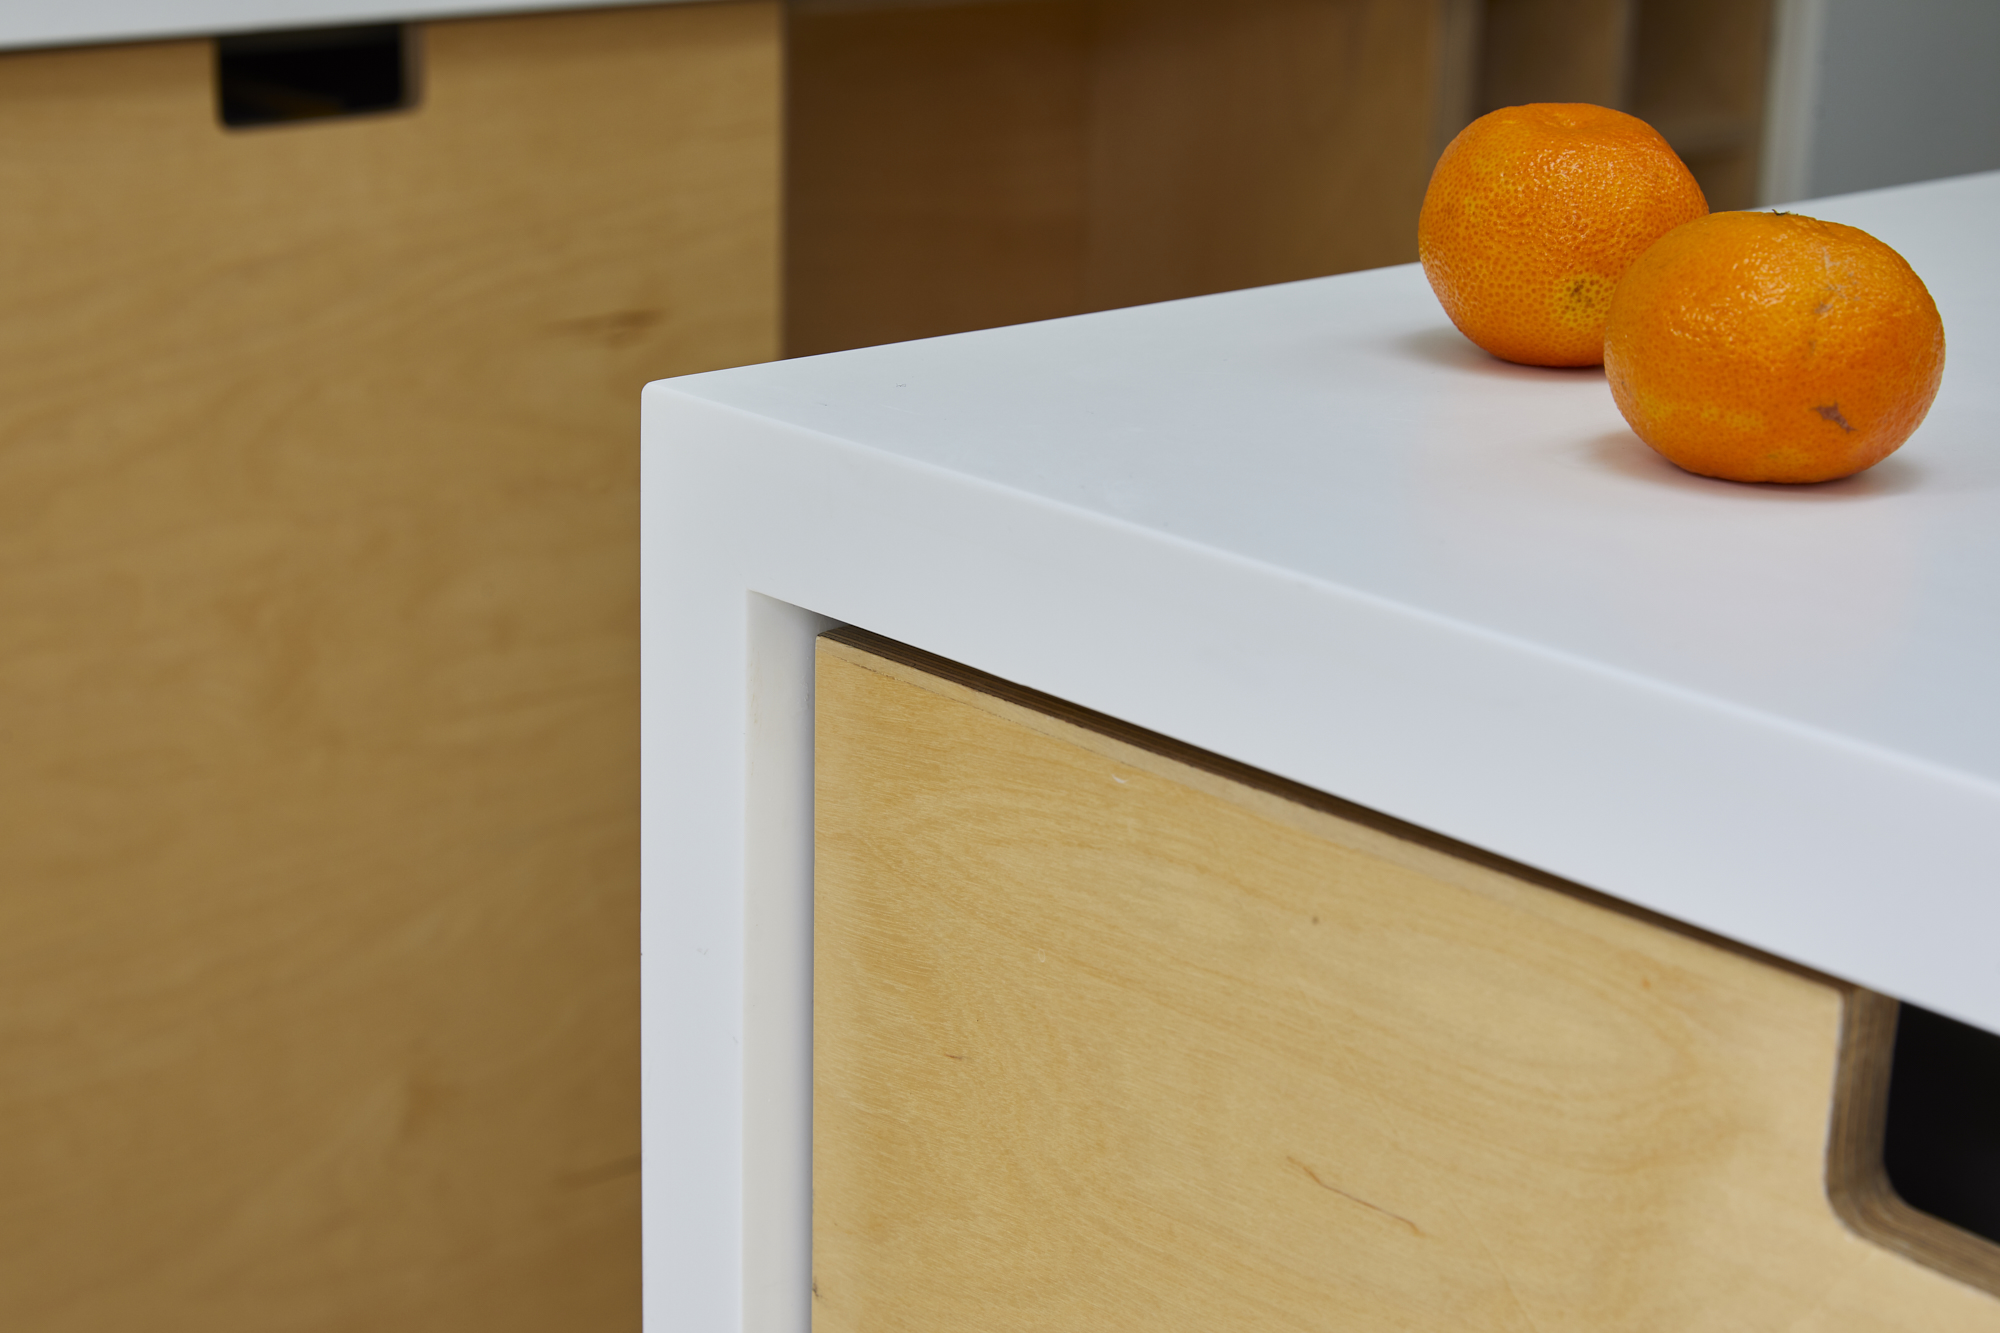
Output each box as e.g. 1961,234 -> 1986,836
0,5 -> 776,1329
7,0 -> 1997,1328
786,0 -> 2000,359
787,0 -> 1779,354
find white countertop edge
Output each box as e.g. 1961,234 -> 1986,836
658,386 -> 2000,1027
0,0 -> 682,52
641,384 -> 2000,1330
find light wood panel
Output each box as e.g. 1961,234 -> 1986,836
786,0 -> 1454,356
0,6 -> 777,1329
815,630 -> 2000,1330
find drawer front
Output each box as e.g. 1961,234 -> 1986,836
0,7 -> 777,1328
815,630 -> 1997,1330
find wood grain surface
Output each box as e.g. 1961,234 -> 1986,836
0,6 -> 777,1329
814,631 -> 2000,1331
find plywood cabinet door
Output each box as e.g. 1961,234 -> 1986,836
0,6 -> 777,1329
814,630 -> 1999,1330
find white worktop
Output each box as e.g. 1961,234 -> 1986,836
0,0 -> 674,52
642,169 -> 2000,1331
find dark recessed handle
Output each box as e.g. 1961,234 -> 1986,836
216,24 -> 414,129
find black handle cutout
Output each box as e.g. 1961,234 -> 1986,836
1884,1003 -> 2000,1245
217,25 -> 413,128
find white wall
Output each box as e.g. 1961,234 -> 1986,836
1763,0 -> 2000,204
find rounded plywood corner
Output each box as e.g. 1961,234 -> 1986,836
1829,989 -> 2000,1301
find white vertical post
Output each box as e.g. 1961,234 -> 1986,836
1760,0 -> 1830,205
743,595 -> 842,1333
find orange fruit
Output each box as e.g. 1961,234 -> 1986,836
1419,104 -> 1708,367
1603,211 -> 1945,484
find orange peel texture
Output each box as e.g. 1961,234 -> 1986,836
1419,103 -> 1708,367
1603,211 -> 1945,484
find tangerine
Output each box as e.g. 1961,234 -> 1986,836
1603,211 -> 1945,484
1419,104 -> 1708,367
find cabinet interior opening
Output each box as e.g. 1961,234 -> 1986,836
1884,1003 -> 2000,1246
217,24 -> 412,128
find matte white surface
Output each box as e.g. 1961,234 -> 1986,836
643,170 -> 2000,1331
1806,0 -> 2000,198
1761,0 -> 2000,204
0,0 -> 678,51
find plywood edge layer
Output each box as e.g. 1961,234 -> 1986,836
1829,990 -> 2000,1300
818,625 -> 2000,1301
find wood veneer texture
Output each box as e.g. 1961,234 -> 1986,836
0,5 -> 777,1329
814,629 -> 2000,1329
